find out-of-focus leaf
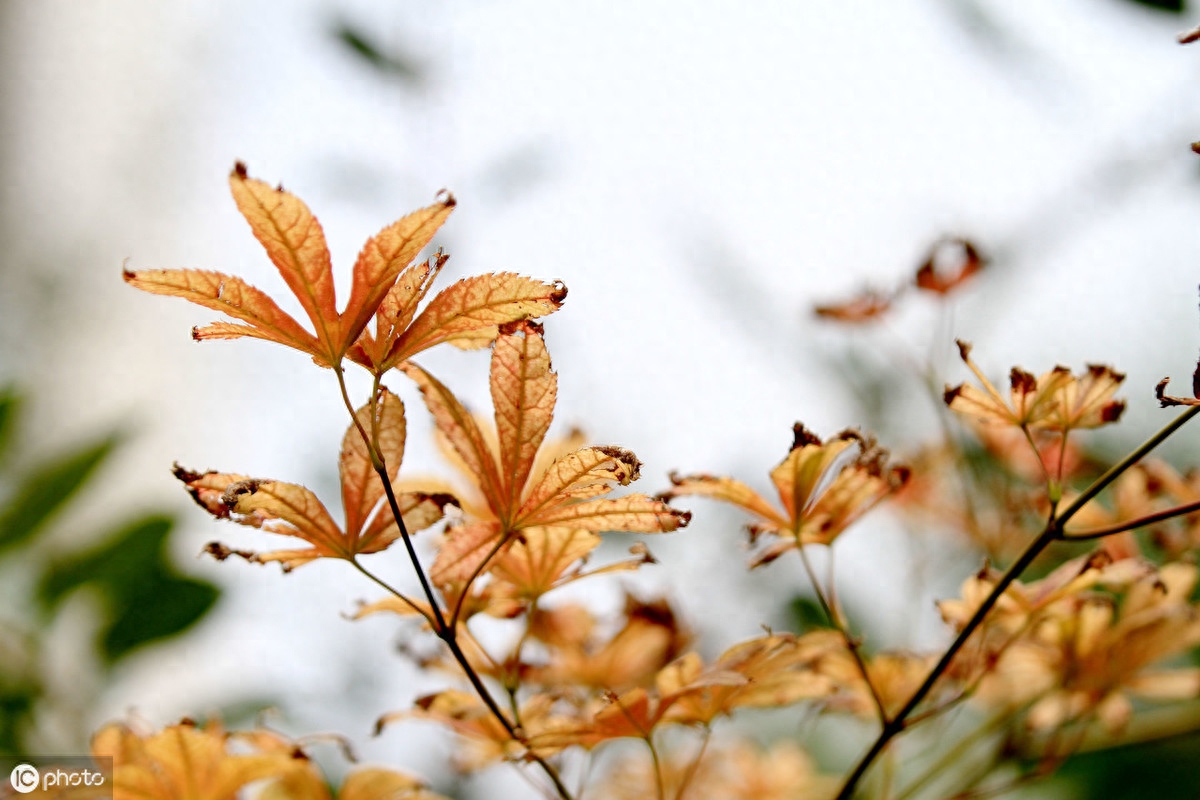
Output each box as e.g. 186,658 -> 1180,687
36,515 -> 219,664
0,388 -> 18,465
0,435 -> 119,555
333,21 -> 425,85
1123,0 -> 1185,12
788,595 -> 832,632
1054,726 -> 1200,799
101,573 -> 218,662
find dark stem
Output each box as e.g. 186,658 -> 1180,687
834,403 -> 1200,799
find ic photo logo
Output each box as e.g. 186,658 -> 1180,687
8,763 -> 38,794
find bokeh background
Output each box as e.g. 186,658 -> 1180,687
3,1 -> 1200,797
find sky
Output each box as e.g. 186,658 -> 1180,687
2,0 -> 1200,794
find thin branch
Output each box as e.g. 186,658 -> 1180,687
834,403 -> 1200,799
798,542 -> 889,725
1062,498 -> 1200,541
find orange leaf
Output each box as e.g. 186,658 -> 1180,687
339,197 -> 456,355
518,446 -> 642,523
351,252 -> 449,369
770,429 -> 861,521
523,494 -> 688,533
401,362 -> 504,512
223,479 -> 347,558
123,269 -> 323,359
94,719 -> 308,800
491,320 -> 557,514
340,389 -> 406,543
382,273 -> 567,370
660,472 -> 785,529
430,520 -> 504,588
489,527 -> 601,597
356,491 -> 457,555
228,163 -> 339,357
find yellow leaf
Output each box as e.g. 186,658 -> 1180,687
229,163 -> 339,357
340,197 -> 455,354
94,719 -> 308,800
489,527 -> 601,598
769,429 -> 860,522
518,446 -> 641,522
338,768 -> 449,800
661,471 -> 785,528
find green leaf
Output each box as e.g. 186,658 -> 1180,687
101,574 -> 218,662
0,435 -> 119,555
787,595 -> 833,632
1123,0 -> 1185,11
0,388 -> 18,466
37,514 -> 220,664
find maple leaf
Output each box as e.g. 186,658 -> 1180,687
176,389 -> 454,570
663,424 -> 908,566
401,320 -> 688,592
125,164 -> 566,372
944,340 -> 1125,433
125,163 -> 455,367
378,690 -> 572,771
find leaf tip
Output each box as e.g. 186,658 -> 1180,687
435,188 -> 457,208
232,161 -> 248,179
551,279 -> 568,305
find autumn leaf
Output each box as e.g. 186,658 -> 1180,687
944,340 -> 1125,433
93,719 -> 312,800
175,390 -> 454,570
126,163 -> 466,368
400,320 -> 687,594
663,424 -> 907,565
353,271 -> 570,374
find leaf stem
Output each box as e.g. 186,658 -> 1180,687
1062,498 -> 1200,541
798,542 -> 889,724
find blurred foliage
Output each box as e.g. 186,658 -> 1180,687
0,386 -> 219,756
332,18 -> 424,86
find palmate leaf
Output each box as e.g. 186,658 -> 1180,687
176,393 -> 452,570
402,321 -> 687,598
664,424 -> 907,565
126,163 -> 457,368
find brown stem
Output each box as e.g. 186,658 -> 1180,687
834,403 -> 1200,799
1062,498 -> 1200,541
336,368 -> 575,800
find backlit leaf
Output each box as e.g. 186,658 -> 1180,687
123,269 -> 322,359
228,163 -> 339,354
340,197 -> 455,354
401,362 -> 504,512
340,389 -> 406,543
491,320 -> 556,513
382,273 -> 567,370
